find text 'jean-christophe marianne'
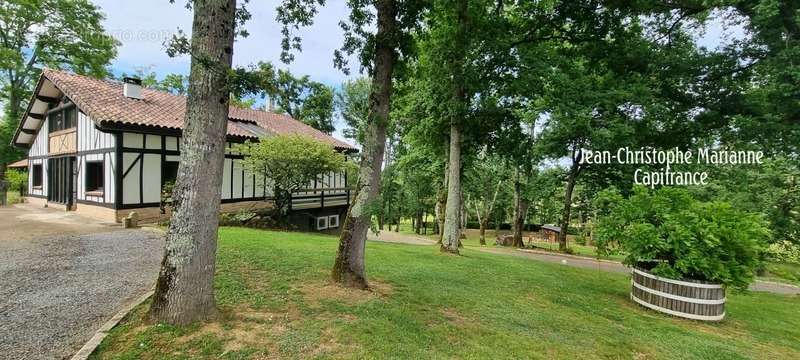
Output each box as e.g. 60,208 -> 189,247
578,147 -> 764,187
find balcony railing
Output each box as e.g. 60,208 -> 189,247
289,187 -> 352,210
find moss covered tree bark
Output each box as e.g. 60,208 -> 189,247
148,0 -> 237,325
0,163 -> 7,206
332,0 -> 397,290
512,169 -> 529,248
558,148 -> 582,252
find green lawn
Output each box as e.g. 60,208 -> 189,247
763,262 -> 800,286
394,220 -> 626,261
92,227 -> 800,359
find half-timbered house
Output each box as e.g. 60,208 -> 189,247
11,69 -> 355,229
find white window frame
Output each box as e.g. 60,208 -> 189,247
328,214 -> 340,228
316,216 -> 328,230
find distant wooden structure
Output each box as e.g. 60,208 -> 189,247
524,225 -> 563,249
495,233 -> 514,246
540,225 -> 561,242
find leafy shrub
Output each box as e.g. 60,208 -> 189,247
236,135 -> 352,219
160,181 -> 175,214
5,169 -> 27,197
595,186 -> 768,290
765,241 -> 800,264
219,210 -> 257,226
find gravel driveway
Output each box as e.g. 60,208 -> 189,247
0,227 -> 164,360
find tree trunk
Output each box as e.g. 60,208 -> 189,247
0,163 -> 7,206
440,0 -> 468,254
332,0 -> 396,290
436,160 -> 448,241
559,164 -> 579,251
512,174 -> 529,249
148,0 -> 237,326
441,124 -> 462,254
479,218 -> 488,246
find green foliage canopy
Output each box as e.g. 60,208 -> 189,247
5,168 -> 26,193
237,135 -> 351,215
336,77 -> 371,145
1,0 -> 118,164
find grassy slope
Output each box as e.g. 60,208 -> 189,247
396,222 -> 626,261
93,228 -> 800,359
763,262 -> 800,286
398,222 -> 795,284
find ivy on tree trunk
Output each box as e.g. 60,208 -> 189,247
332,0 -> 397,290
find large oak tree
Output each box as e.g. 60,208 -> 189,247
148,0 -> 240,325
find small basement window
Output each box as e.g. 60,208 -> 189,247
85,161 -> 104,194
316,216 -> 328,231
32,164 -> 43,188
328,215 -> 340,228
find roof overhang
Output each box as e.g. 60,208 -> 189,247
11,74 -> 64,147
8,158 -> 28,168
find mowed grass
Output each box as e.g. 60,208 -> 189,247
395,221 -> 626,261
92,227 -> 800,359
763,262 -> 800,286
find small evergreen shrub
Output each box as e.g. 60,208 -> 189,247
595,186 -> 768,290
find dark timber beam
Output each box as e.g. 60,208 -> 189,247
36,95 -> 59,103
20,128 -> 36,135
29,113 -> 45,120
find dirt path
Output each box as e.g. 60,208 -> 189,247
0,204 -> 165,359
477,247 -> 800,295
367,230 -> 437,245
0,229 -> 164,360
365,230 -> 800,296
0,203 -> 117,246
477,247 -> 629,274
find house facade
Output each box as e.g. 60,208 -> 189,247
12,69 -> 355,229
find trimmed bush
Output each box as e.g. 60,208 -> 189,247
765,241 -> 800,264
595,186 -> 768,290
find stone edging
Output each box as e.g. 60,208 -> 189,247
70,290 -> 154,360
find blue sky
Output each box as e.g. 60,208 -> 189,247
92,0 -> 360,143
94,0 -> 358,84
90,2 -> 744,145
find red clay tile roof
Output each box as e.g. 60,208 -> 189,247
41,69 -> 355,150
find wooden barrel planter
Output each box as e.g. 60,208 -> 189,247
631,267 -> 726,321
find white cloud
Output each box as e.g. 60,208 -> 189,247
92,0 -> 360,144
